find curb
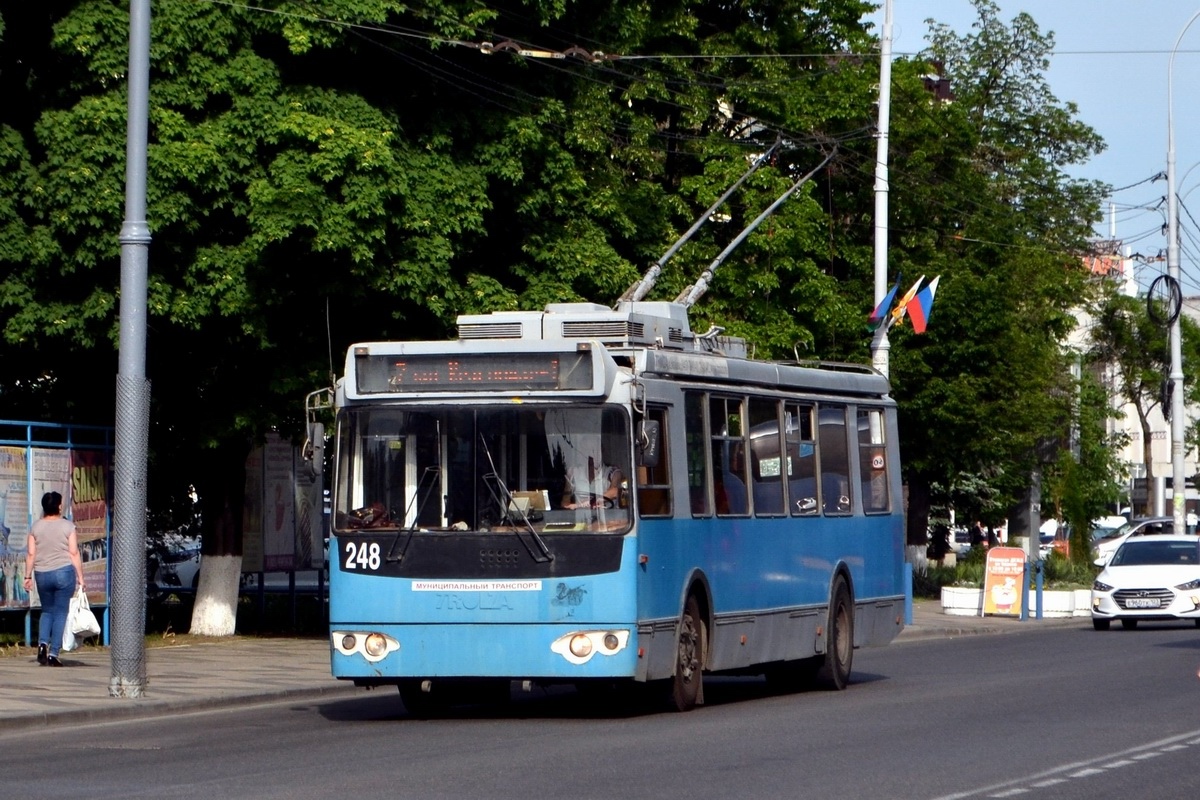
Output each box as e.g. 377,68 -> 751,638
0,683 -> 360,734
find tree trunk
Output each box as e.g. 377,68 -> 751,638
906,475 -> 931,548
190,554 -> 241,636
189,441 -> 249,636
1137,404 -> 1155,516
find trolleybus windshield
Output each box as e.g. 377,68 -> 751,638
332,405 -> 633,535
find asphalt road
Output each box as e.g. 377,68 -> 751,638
2,620 -> 1198,800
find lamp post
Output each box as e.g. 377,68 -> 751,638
111,0 -> 151,697
1165,11 -> 1200,535
871,0 -> 893,378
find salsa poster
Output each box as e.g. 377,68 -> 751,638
70,450 -> 110,604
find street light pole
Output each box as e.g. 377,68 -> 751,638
871,0 -> 894,379
1165,10 -> 1200,536
111,0 -> 151,697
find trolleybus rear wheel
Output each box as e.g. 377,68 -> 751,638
819,575 -> 853,690
669,595 -> 704,712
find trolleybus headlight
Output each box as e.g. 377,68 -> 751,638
332,630 -> 400,662
551,630 -> 631,665
365,633 -> 389,658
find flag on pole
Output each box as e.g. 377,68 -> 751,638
868,275 -> 902,329
906,275 -> 940,334
889,275 -> 926,326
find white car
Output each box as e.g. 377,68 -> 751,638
1091,534 -> 1200,630
1092,517 -> 1177,565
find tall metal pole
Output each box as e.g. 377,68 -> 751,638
111,0 -> 152,698
1166,11 -> 1200,538
871,0 -> 894,379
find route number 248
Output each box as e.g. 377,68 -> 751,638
344,540 -> 381,571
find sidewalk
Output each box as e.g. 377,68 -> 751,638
0,636 -> 354,733
0,602 -> 1082,732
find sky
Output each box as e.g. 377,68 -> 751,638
866,1 -> 1200,292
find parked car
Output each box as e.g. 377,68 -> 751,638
1092,517 -> 1179,565
147,534 -> 201,598
241,568 -> 327,594
1090,534 -> 1200,630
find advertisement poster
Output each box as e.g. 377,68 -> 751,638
982,546 -> 1027,617
293,452 -> 321,570
70,450 -> 110,604
0,446 -> 30,609
242,447 -> 264,573
262,435 -> 296,572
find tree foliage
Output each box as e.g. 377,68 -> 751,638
0,0 -> 1120,563
884,0 -> 1107,543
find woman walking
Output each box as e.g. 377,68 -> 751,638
22,491 -> 84,666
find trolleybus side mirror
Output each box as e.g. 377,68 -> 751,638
305,422 -> 325,481
637,419 -> 661,469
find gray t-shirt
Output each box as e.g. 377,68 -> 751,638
30,516 -> 75,572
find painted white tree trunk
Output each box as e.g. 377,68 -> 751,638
189,553 -> 242,636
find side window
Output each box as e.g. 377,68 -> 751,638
858,407 -> 890,514
636,406 -> 672,517
710,395 -> 748,516
749,397 -> 784,516
685,392 -> 710,516
785,403 -> 818,516
818,405 -> 852,515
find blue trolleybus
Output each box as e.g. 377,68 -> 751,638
321,300 -> 905,712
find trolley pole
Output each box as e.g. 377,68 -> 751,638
111,0 -> 151,698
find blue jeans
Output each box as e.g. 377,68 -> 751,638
35,565 -> 76,658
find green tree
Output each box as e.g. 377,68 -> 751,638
880,0 -> 1107,545
1088,288 -> 1200,516
1043,369 -> 1128,565
0,0 -> 881,630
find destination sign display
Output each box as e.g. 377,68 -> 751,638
354,351 -> 594,394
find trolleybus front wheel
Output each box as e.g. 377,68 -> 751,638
669,595 -> 705,712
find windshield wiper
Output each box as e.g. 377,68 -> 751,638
385,465 -> 442,564
479,434 -> 553,563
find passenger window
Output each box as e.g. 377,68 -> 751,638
710,395 -> 748,516
748,397 -> 784,516
858,407 -> 889,514
685,392 -> 710,516
818,405 -> 852,515
785,403 -> 818,516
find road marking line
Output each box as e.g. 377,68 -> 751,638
927,726 -> 1200,800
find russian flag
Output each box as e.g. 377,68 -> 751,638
905,275 -> 940,334
868,275 -> 901,328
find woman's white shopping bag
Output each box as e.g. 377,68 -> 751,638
63,586 -> 101,651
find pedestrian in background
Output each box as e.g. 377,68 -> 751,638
22,491 -> 84,666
